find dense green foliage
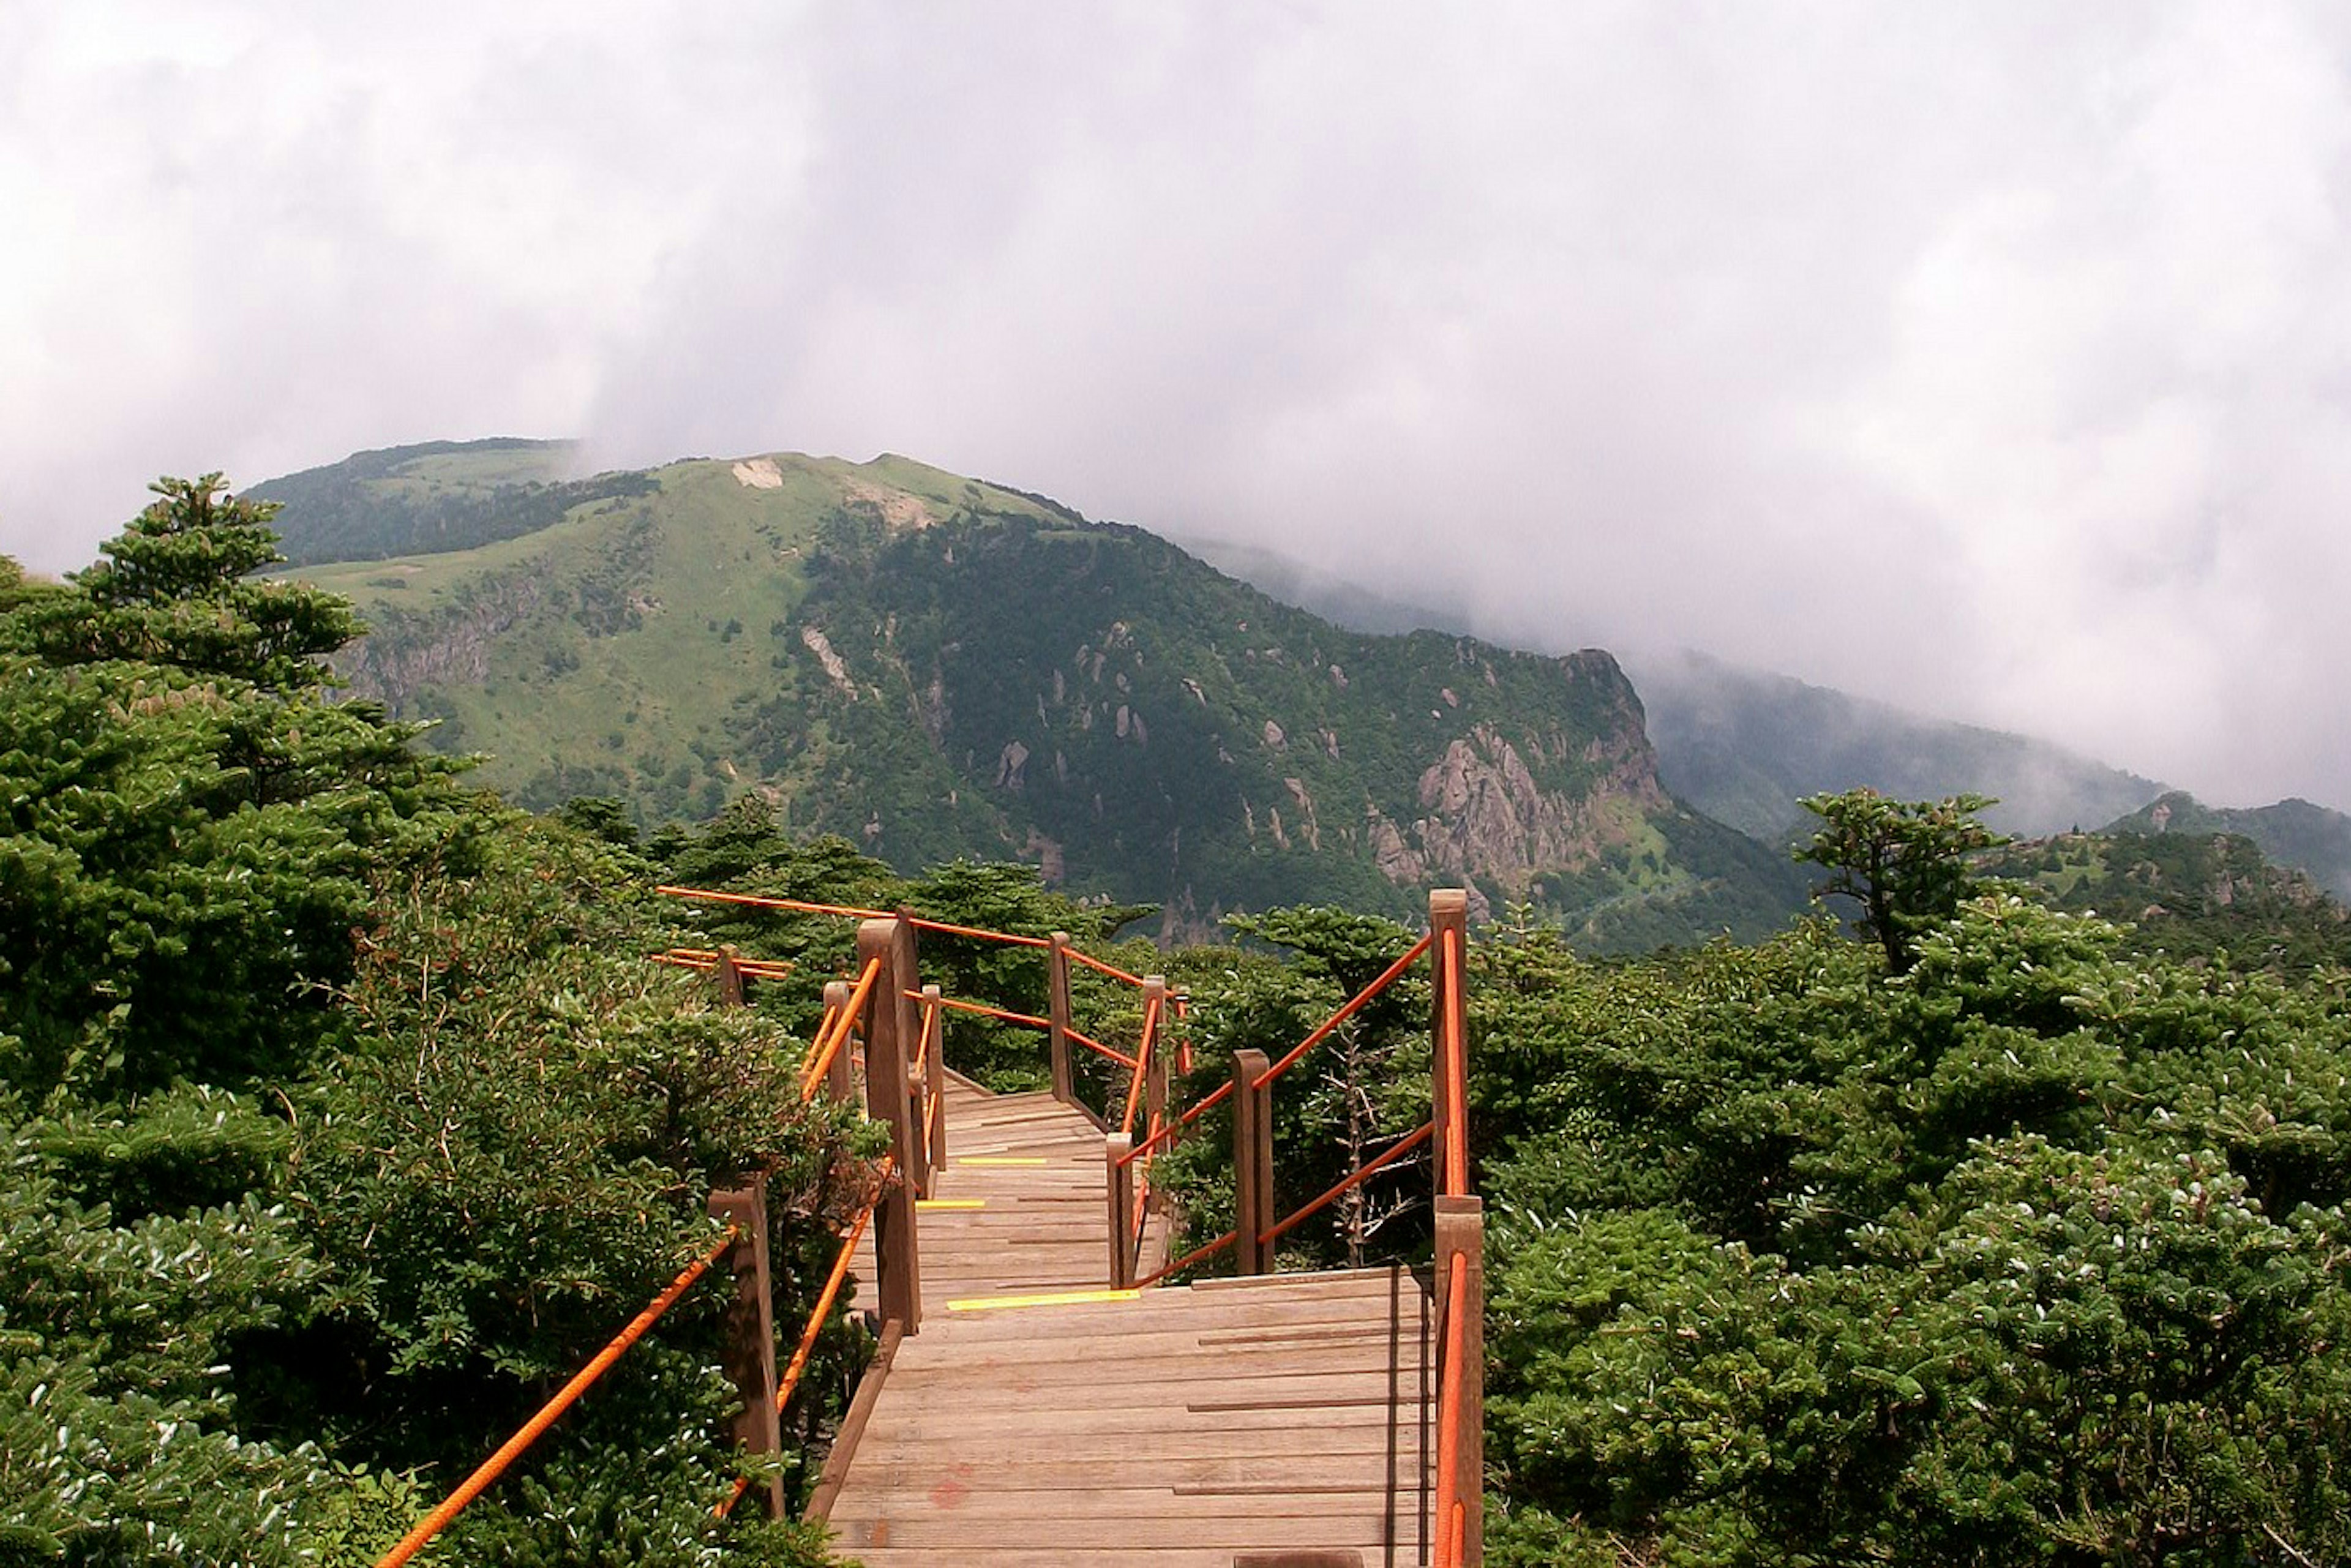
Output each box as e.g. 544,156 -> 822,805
1992,828 -> 2351,975
2105,791 -> 2351,903
0,481 -> 864,1565
1460,802 -> 2351,1566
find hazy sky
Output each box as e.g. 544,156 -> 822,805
7,2 -> 2351,810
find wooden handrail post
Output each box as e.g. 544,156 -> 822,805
820,979 -> 853,1102
1047,931 -> 1075,1107
1143,975 -> 1170,1139
715,945 -> 746,1008
857,918 -> 922,1334
1435,1193 -> 1485,1567
893,909 -> 928,1200
707,1174 -> 784,1518
1232,1048 -> 1275,1275
918,985 -> 946,1196
1105,1133 -> 1136,1288
1428,888 -> 1469,1203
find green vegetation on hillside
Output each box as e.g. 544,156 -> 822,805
0,481 -> 869,1564
270,448 -> 1808,948
2107,790 -> 2351,902
1148,792 -> 2351,1566
250,438 -> 659,566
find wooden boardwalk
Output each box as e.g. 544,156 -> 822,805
830,1075 -> 1437,1566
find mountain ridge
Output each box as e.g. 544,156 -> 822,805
268,442 -> 1808,947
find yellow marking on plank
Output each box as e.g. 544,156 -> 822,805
915,1198 -> 987,1210
954,1156 -> 1048,1166
947,1288 -> 1142,1312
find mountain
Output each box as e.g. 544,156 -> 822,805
1622,650 -> 2166,844
2104,791 -> 2351,902
249,437 -> 658,565
269,444 -> 1807,947
1990,826 -> 2351,972
1177,541 -> 2165,844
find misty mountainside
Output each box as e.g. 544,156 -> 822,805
2104,790 -> 2351,902
1187,539 -> 2167,845
272,445 -> 1807,947
1622,649 -> 2166,843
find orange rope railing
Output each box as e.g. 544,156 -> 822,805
375,1228 -> 740,1568
796,957 -> 882,1101
1252,932 -> 1433,1089
1258,1120 -> 1433,1248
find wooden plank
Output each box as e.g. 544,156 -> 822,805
806,1318 -> 904,1522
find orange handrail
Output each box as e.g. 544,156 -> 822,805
1067,947 -> 1148,988
797,957 -> 883,1101
1441,926 -> 1469,1197
649,950 -> 795,978
1432,1247 -> 1470,1568
375,1228 -> 739,1568
1063,1027 -> 1138,1071
713,1166 -> 891,1520
1253,932 -> 1433,1089
1117,1075 -> 1235,1169
904,990 -> 1053,1031
1258,1120 -> 1434,1248
658,884 -> 895,920
1119,992 -> 1162,1139
907,915 -> 1051,948
1131,1227 -> 1238,1289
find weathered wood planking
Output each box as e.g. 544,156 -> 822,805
824,1076 -> 1435,1566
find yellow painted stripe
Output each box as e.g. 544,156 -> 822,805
954,1156 -> 1048,1166
915,1198 -> 987,1210
947,1288 -> 1142,1312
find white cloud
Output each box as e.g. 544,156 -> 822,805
5,1 -> 2350,808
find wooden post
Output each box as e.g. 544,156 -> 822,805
1232,1048 -> 1274,1275
1428,888 -> 1469,1204
857,918 -> 922,1334
1142,975 -> 1170,1141
1104,1133 -> 1136,1288
1046,931 -> 1075,1107
1434,1194 -> 1485,1567
820,978 -> 853,1102
920,983 -> 946,1195
706,1175 -> 784,1518
714,945 -> 746,1008
891,910 -> 927,1201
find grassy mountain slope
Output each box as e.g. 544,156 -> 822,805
276,449 -> 1805,947
2104,790 -> 2351,902
250,438 -> 658,565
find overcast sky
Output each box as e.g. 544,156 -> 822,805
7,2 -> 2351,810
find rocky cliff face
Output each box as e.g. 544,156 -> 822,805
336,568 -> 547,712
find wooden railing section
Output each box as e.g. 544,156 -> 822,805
375,887 -> 1482,1566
